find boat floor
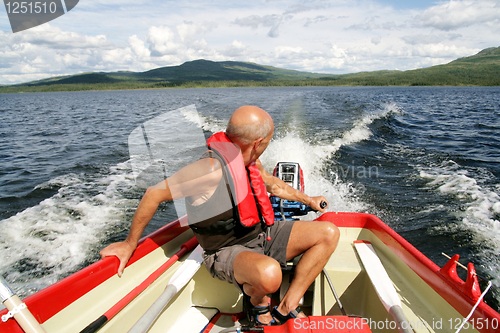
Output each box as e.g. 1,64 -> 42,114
166,269 -> 371,333
166,306 -> 264,333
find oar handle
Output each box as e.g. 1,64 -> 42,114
1,276 -> 46,333
128,245 -> 204,333
354,241 -> 413,333
389,305 -> 413,333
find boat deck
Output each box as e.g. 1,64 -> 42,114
133,226 -> 480,333
3,213 -> 496,333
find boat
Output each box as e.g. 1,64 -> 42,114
1,163 -> 499,333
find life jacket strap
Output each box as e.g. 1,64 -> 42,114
190,218 -> 236,235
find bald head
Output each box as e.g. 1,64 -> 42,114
226,105 -> 274,146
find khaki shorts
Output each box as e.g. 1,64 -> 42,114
202,221 -> 294,289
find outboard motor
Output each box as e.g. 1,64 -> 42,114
270,162 -> 310,221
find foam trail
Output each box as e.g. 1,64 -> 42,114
180,106 -> 226,133
262,103 -> 400,213
0,162 -> 138,298
0,106 -> 215,300
329,102 -> 401,154
263,132 -> 366,214
420,160 -> 500,298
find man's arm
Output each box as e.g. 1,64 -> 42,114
100,157 -> 222,276
256,160 -> 328,212
99,180 -> 174,276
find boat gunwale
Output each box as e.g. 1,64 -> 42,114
0,219 -> 189,331
316,212 -> 500,333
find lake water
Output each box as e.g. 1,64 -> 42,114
0,86 -> 499,309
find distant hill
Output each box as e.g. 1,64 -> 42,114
1,47 -> 499,92
135,59 -> 324,82
10,59 -> 324,91
335,46 -> 500,86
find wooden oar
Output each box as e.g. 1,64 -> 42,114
128,244 -> 204,333
1,276 -> 46,333
353,240 -> 413,333
80,237 -> 199,333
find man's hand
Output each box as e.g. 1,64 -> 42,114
100,240 -> 136,277
308,196 -> 328,213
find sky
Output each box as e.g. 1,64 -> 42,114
0,0 -> 498,85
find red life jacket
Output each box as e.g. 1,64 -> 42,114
207,132 -> 274,228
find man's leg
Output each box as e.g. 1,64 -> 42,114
276,221 -> 339,317
233,251 -> 283,324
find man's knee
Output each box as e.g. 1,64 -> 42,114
318,222 -> 340,252
235,253 -> 282,294
256,260 -> 282,293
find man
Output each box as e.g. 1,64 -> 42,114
100,105 -> 339,325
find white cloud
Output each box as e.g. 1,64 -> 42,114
147,26 -> 178,56
304,15 -> 329,27
0,0 -> 498,84
417,0 -> 500,31
0,24 -> 143,82
274,45 -> 304,59
177,22 -> 200,42
129,35 -> 150,58
233,15 -> 279,30
224,40 -> 246,57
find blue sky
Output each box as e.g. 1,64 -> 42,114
0,0 -> 498,85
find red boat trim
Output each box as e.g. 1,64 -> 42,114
200,311 -> 222,333
0,219 -> 190,332
316,212 -> 500,333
